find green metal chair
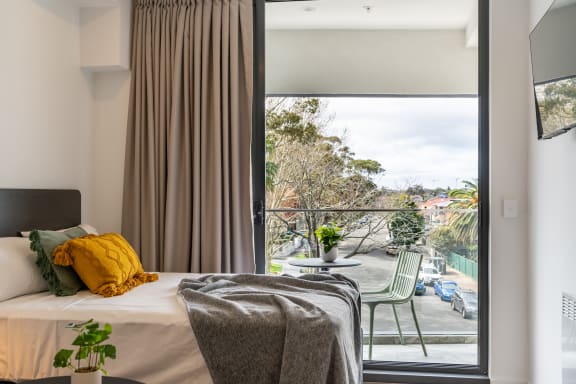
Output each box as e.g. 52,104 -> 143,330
362,250 -> 427,359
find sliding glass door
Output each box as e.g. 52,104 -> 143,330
252,0 -> 489,380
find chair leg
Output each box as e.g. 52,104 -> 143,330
368,304 -> 376,360
410,299 -> 428,356
392,304 -> 404,345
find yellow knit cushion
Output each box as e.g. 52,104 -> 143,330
53,233 -> 158,297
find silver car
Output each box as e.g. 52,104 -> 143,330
451,287 -> 478,319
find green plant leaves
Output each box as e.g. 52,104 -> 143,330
86,322 -> 99,331
75,346 -> 89,361
53,349 -> 74,368
315,223 -> 342,253
103,344 -> 117,359
53,320 -> 116,373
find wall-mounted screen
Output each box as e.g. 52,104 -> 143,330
530,0 -> 576,139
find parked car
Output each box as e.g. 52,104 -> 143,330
357,215 -> 370,225
451,287 -> 478,319
415,277 -> 426,296
433,280 -> 458,302
420,264 -> 441,286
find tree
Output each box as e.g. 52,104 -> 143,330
387,195 -> 425,248
427,225 -> 459,255
264,97 -> 385,265
265,136 -> 278,192
406,184 -> 425,197
447,180 -> 478,247
537,78 -> 576,135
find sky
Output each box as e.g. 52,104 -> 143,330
320,97 -> 478,190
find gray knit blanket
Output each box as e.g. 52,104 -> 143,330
177,273 -> 362,384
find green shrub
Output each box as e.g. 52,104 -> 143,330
388,197 -> 424,247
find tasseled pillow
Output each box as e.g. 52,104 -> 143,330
53,233 -> 158,297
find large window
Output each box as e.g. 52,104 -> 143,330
252,1 -> 489,382
265,95 -> 479,364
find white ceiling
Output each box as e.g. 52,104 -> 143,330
266,0 -> 477,30
73,0 -> 119,7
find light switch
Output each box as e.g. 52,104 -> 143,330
503,199 -> 518,219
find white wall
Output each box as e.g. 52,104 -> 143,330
489,0 -> 530,383
528,0 -> 576,383
89,71 -> 130,233
0,0 -> 93,220
0,0 -> 131,232
266,29 -> 478,95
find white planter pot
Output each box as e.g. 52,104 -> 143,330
72,370 -> 102,384
321,247 -> 338,262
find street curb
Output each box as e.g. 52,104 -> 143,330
364,334 -> 478,345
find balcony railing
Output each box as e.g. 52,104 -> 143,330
265,207 -> 479,364
265,207 -> 477,273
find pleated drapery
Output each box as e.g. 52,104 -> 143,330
122,0 -> 255,273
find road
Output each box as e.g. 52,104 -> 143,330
278,246 -> 478,337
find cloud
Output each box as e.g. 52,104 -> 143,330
321,97 -> 478,189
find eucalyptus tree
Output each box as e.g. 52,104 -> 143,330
264,97 -> 385,263
538,78 -> 576,132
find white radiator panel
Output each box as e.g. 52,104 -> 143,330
562,293 -> 576,383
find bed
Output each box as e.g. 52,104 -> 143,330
0,189 -> 361,384
0,189 -> 211,383
0,273 -> 211,383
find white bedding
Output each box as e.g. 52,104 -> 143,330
0,273 -> 212,384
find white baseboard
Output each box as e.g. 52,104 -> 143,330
490,379 -> 528,384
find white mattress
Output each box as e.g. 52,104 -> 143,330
0,273 -> 212,384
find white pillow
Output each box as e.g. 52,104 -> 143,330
19,224 -> 99,238
0,237 -> 49,302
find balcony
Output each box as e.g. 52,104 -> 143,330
265,207 -> 479,365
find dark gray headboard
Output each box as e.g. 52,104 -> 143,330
0,189 -> 81,237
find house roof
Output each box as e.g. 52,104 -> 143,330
418,197 -> 453,209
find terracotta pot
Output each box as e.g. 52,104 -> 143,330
321,247 -> 338,262
71,370 -> 102,384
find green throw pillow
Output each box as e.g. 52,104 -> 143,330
30,227 -> 87,296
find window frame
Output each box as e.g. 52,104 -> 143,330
251,1 -> 490,382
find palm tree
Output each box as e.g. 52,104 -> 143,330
448,180 -> 478,247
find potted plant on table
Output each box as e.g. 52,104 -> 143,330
53,319 -> 116,384
315,223 -> 342,262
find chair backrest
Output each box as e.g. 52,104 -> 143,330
389,251 -> 424,300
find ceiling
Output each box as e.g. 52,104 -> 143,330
74,0 -> 119,7
266,0 -> 477,30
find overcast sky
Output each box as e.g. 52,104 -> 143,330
321,97 -> 478,190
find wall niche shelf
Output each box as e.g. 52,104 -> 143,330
78,0 -> 130,72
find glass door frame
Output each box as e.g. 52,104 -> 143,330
251,1 -> 490,382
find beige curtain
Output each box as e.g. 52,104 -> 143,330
122,0 -> 254,273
